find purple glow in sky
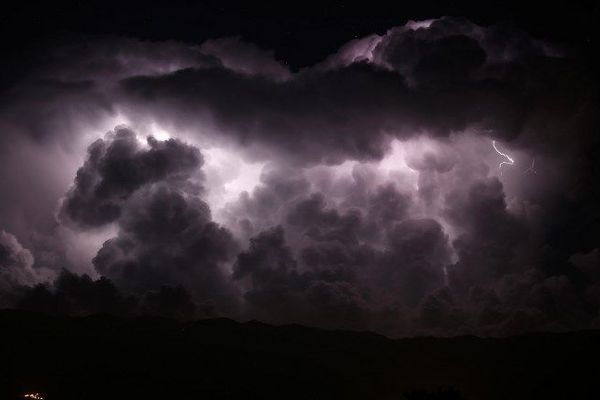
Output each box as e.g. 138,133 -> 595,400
0,16 -> 598,337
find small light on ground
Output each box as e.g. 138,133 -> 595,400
23,393 -> 44,400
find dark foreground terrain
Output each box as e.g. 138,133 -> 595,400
0,310 -> 599,400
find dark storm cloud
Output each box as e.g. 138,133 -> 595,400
114,16 -> 588,166
119,64 -> 404,164
233,226 -> 374,331
444,177 -> 526,291
232,226 -> 302,317
93,184 -> 239,313
199,36 -> 291,80
0,230 -> 39,306
119,59 -> 534,165
58,126 -> 240,315
226,171 -> 452,334
60,126 -> 202,227
1,16 -> 598,337
361,183 -> 413,241
287,193 -> 363,240
220,166 -> 311,241
380,218 -> 450,306
226,176 -> 392,331
416,267 -> 593,336
407,174 -> 598,335
17,269 -> 133,316
221,138 -> 598,336
16,268 -> 203,320
230,214 -> 450,334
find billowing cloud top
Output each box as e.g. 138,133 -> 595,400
0,17 -> 598,337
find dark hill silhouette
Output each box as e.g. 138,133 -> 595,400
0,310 -> 598,399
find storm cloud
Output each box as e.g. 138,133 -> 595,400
59,126 -> 202,227
1,16 -> 598,337
0,230 -> 40,306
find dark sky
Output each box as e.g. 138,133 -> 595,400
1,1 -> 598,83
1,0 -> 599,337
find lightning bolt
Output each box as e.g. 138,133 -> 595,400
492,140 -> 515,175
522,158 -> 537,175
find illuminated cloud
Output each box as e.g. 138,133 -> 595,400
0,230 -> 41,306
1,16 -> 598,337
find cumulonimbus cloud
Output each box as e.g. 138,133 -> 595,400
1,16 -> 599,337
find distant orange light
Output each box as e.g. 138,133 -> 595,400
23,393 -> 44,400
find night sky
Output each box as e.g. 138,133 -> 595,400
1,0 -> 599,337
